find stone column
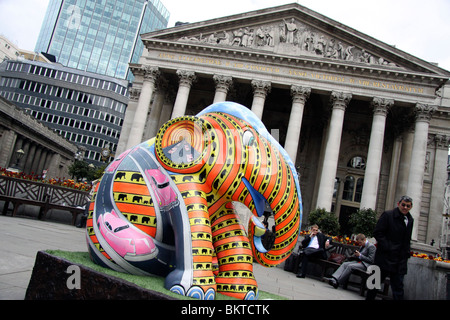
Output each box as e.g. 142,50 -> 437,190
116,87 -> 140,155
24,143 -> 37,174
284,86 -> 311,163
145,78 -> 168,140
395,128 -> 414,202
18,139 -> 30,170
31,146 -> 43,175
316,91 -> 352,211
46,152 -> 60,179
406,103 -> 437,241
213,75 -> 233,103
360,97 -> 393,209
37,149 -> 48,174
250,80 -> 271,119
0,130 -> 17,168
126,66 -> 160,149
171,70 -> 197,119
427,134 -> 450,244
159,88 -> 176,128
385,136 -> 402,210
43,150 -> 54,174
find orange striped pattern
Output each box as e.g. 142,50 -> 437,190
211,201 -> 256,299
112,175 -> 157,238
89,106 -> 300,300
176,184 -> 216,293
163,111 -> 300,298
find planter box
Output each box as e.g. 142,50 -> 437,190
404,257 -> 450,300
25,251 -> 177,300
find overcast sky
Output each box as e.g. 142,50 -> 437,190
1,0 -> 450,71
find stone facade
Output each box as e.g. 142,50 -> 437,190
117,4 -> 450,246
0,96 -> 77,179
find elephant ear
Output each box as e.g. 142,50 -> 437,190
155,116 -> 209,173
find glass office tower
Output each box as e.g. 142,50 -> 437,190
0,59 -> 129,166
35,0 -> 170,80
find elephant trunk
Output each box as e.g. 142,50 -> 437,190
249,161 -> 302,268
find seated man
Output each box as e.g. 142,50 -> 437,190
296,224 -> 331,278
325,233 -> 376,289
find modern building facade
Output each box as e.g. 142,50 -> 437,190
35,0 -> 170,80
0,59 -> 129,166
117,3 -> 450,248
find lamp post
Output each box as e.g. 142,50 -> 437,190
14,148 -> 25,171
6,148 -> 25,173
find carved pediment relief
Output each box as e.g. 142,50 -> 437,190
143,3 -> 450,78
176,17 -> 399,69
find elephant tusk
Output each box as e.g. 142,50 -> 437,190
242,178 -> 267,217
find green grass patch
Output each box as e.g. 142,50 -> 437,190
46,250 -> 286,300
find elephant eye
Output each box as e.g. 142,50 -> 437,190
243,130 -> 256,147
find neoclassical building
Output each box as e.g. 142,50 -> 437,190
0,95 -> 77,179
117,3 -> 450,247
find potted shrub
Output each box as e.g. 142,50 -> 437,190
348,207 -> 377,238
308,208 -> 340,236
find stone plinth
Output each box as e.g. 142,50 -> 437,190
25,251 -> 177,300
404,257 -> 450,300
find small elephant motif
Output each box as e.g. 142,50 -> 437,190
86,102 -> 302,300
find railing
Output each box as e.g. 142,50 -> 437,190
0,175 -> 90,225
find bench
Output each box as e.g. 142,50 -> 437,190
1,195 -> 86,225
296,241 -> 391,299
314,242 -> 359,278
0,175 -> 90,226
343,267 -> 391,299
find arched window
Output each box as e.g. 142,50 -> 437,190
342,175 -> 364,203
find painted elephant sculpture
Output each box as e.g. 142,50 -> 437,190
86,101 -> 302,300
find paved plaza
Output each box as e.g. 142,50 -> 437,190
0,214 -> 363,300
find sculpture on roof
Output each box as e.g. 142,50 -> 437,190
178,18 -> 397,67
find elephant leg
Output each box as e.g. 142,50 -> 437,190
211,202 -> 258,300
165,190 -> 216,300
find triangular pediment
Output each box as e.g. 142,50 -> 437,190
141,3 -> 450,79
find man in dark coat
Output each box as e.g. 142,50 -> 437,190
366,195 -> 414,300
296,224 -> 331,278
